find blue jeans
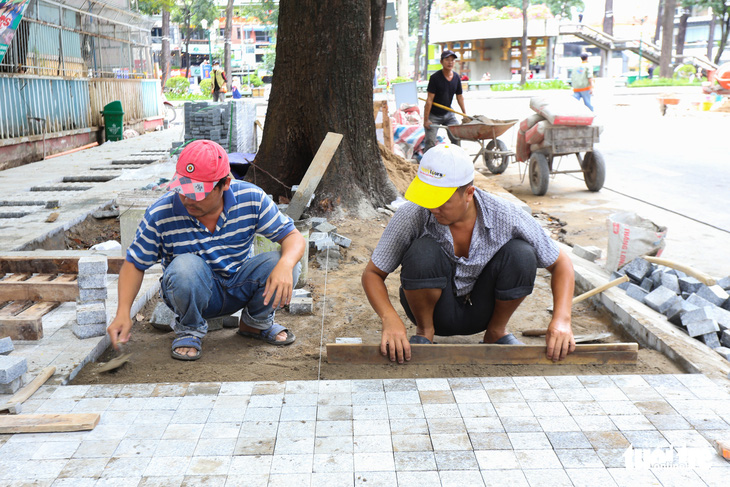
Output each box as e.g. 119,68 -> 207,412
160,252 -> 301,339
573,90 -> 593,111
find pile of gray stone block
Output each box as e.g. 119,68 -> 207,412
0,354 -> 27,394
183,102 -> 239,150
73,256 -> 109,339
308,218 -> 351,272
615,258 -> 730,361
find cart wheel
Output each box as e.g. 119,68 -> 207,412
582,150 -> 606,192
660,103 -> 667,116
484,139 -> 510,174
529,152 -> 549,196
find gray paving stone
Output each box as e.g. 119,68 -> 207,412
545,431 -> 592,449
78,287 -> 108,302
625,283 -> 649,302
555,448 -> 605,468
572,245 -> 601,262
0,336 -> 14,355
666,300 -> 699,326
699,332 -> 722,349
331,233 -> 351,248
77,273 -> 107,289
660,272 -> 681,294
686,318 -> 720,337
0,354 -> 27,384
640,277 -> 654,291
643,286 -> 680,314
697,285 -> 730,306
313,221 -> 337,234
72,322 -> 107,339
623,258 -> 653,282
583,431 -> 630,449
78,255 -> 108,277
678,276 -> 704,294
721,330 -> 730,348
288,296 -> 313,315
433,451 -> 479,470
76,301 -> 107,326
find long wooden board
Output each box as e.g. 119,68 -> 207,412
0,301 -> 58,340
326,343 -> 638,365
0,366 -> 56,414
0,277 -> 78,302
286,132 -> 343,221
0,254 -> 125,274
0,413 -> 99,434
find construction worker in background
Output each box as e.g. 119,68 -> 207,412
212,60 -> 227,102
571,53 -> 594,111
423,50 -> 468,153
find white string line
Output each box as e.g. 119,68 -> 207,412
316,248 -> 330,381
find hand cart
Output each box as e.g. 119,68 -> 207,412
520,125 -> 605,196
434,116 -> 519,174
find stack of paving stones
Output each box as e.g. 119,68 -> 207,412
614,257 -> 730,361
308,218 -> 351,272
72,255 -> 109,339
0,354 -> 27,394
183,101 -> 239,149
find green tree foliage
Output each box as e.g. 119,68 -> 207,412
690,0 -> 730,64
460,0 -> 583,18
234,0 -> 278,25
465,0 -> 520,8
165,76 -> 190,94
199,78 -> 212,93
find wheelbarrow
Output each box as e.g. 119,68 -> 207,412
420,97 -> 518,174
520,125 -> 605,196
657,94 -> 680,116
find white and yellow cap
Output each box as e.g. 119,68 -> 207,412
404,144 -> 474,209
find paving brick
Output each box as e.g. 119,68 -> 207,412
72,323 -> 108,339
308,232 -> 329,251
643,286 -> 680,314
76,301 -> 107,326
572,245 -> 601,262
77,273 -> 107,289
718,276 -> 730,290
686,293 -> 714,308
640,278 -> 654,292
330,233 -> 352,248
625,283 -> 649,302
723,298 -> 730,312
681,307 -> 716,328
77,255 -> 108,276
0,355 -> 27,383
699,332 -> 722,349
715,346 -> 730,361
611,272 -> 630,290
665,300 -> 698,326
309,217 -> 327,226
0,375 -> 23,394
697,285 -> 730,307
293,289 -> 312,298
314,237 -> 338,252
660,273 -> 680,294
686,319 -> 720,337
313,221 -> 337,234
317,249 -> 341,270
151,302 -> 175,325
78,287 -> 108,302
678,276 -> 703,294
289,296 -> 313,315
721,330 -> 730,348
0,336 -> 14,355
623,258 -> 653,282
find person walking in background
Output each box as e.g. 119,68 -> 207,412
423,50 -> 468,153
212,60 -> 227,102
571,53 -> 594,111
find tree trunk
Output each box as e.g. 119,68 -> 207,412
707,14 -> 715,60
716,15 -> 729,65
658,0 -> 676,78
520,0 -> 528,85
653,0 -> 663,44
371,0 -> 387,73
161,8 -> 171,89
603,0 -> 613,36
253,0 -> 397,213
675,8 -> 689,57
224,0 -> 234,90
397,0 -> 409,77
414,0 -> 427,81
423,0 -> 433,80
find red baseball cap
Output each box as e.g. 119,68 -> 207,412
168,140 -> 231,201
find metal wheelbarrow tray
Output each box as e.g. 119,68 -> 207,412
438,117 -> 519,174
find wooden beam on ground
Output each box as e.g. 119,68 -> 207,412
0,413 -> 99,434
285,132 -> 343,221
0,275 -> 79,302
0,366 -> 56,415
0,254 -> 125,274
0,301 -> 58,340
326,343 -> 638,365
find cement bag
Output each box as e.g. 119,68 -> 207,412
519,113 -> 545,132
516,128 -> 530,162
606,212 -> 668,272
525,120 -> 550,144
530,95 -> 595,126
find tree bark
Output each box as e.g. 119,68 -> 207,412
653,0 -> 663,44
603,0 -> 613,36
658,0 -> 676,78
675,8 -> 689,57
253,0 -> 397,213
716,16 -> 729,65
397,0 -> 409,77
520,0 -> 528,85
707,13 -> 715,60
413,0 -> 427,81
423,0 -> 433,80
224,0 -> 234,90
161,8 -> 171,89
371,0 -> 387,73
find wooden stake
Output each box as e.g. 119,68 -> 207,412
326,343 -> 638,365
0,413 -> 99,434
0,366 -> 56,414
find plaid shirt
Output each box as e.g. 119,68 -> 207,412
371,189 -> 559,296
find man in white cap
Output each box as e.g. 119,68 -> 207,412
107,140 -> 305,361
362,144 -> 575,363
423,49 -> 468,153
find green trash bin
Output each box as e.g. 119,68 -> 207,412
102,100 -> 124,142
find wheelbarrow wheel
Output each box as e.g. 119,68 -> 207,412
484,139 -> 509,174
582,150 -> 606,192
529,152 -> 549,196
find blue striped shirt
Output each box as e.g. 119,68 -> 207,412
126,180 -> 295,276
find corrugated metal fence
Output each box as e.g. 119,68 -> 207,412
0,75 -> 161,140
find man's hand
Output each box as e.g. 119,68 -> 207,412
108,314 -> 133,351
545,315 -> 575,362
263,262 -> 294,309
380,314 -> 411,364
424,119 -> 432,129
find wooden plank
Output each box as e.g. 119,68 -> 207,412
0,301 -> 56,340
285,132 -> 343,221
0,255 -> 125,274
326,343 -> 638,365
0,366 -> 56,414
0,280 -> 78,302
0,413 -> 99,433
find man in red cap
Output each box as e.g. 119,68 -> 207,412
107,140 -> 306,360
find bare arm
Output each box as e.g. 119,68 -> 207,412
456,94 -> 467,116
107,260 -> 145,350
545,249 -> 576,361
423,92 -> 435,129
361,260 -> 411,363
263,229 -> 306,309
